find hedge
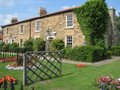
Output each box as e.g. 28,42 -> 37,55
109,46 -> 120,56
62,46 -> 110,62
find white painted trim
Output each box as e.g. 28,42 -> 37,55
19,24 -> 24,34
65,14 -> 74,29
35,20 -> 41,32
65,36 -> 73,47
5,28 -> 9,36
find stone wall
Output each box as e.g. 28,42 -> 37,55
2,11 -> 85,47
3,22 -> 31,45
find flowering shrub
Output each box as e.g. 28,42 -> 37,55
0,76 -> 17,89
95,76 -> 120,90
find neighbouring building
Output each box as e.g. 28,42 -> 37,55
1,7 -> 120,47
0,27 -> 2,42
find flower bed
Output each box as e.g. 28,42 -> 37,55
0,76 -> 17,89
0,57 -> 16,62
5,63 -> 37,70
95,76 -> 120,90
76,64 -> 87,68
5,65 -> 23,70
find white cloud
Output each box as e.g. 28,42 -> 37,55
61,5 -> 76,10
0,13 -> 18,25
0,0 -> 14,6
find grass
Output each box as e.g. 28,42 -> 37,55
0,60 -> 120,90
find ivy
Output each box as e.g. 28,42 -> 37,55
74,0 -> 109,47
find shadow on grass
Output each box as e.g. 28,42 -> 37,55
25,73 -> 74,86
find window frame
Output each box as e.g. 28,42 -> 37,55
66,14 -> 74,28
35,20 -> 41,32
5,28 -> 9,36
19,39 -> 23,47
19,25 -> 24,34
65,36 -> 73,47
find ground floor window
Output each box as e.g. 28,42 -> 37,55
19,39 -> 23,47
66,36 -> 73,47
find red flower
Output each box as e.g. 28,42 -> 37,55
76,64 -> 87,68
0,76 -> 16,84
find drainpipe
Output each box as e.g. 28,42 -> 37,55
29,21 -> 32,39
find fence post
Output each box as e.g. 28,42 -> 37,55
23,53 -> 27,86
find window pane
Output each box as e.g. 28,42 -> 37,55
66,14 -> 73,27
20,25 -> 24,33
36,21 -> 40,31
66,36 -> 72,47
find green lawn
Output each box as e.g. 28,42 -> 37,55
0,60 -> 120,90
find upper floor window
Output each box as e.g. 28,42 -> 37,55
66,14 -> 74,28
5,28 -> 9,36
66,36 -> 73,47
35,20 -> 40,32
19,25 -> 24,34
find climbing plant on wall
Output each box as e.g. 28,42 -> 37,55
74,0 -> 109,47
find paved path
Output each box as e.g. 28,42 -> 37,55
62,56 -> 120,66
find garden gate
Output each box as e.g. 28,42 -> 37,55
23,51 -> 62,85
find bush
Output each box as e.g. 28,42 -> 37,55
24,39 -> 33,51
33,38 -> 45,51
50,39 -> 64,51
2,44 -> 10,52
62,46 -> 110,62
0,41 -> 5,51
9,43 -> 19,51
109,46 -> 120,56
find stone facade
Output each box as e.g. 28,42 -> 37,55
1,7 -> 119,47
105,7 -> 120,48
2,8 -> 85,47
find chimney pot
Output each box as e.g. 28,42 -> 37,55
39,7 -> 47,17
11,17 -> 18,23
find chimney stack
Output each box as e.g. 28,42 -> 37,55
11,17 -> 18,23
109,7 -> 116,25
39,7 -> 47,17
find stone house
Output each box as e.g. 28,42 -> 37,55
1,7 -> 120,47
0,27 -> 2,41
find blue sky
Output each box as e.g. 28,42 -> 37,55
0,0 -> 120,26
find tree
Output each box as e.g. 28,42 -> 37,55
74,0 -> 109,47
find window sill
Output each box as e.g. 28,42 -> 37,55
35,30 -> 40,33
65,26 -> 74,30
19,33 -> 23,35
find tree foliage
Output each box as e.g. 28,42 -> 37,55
74,0 -> 109,46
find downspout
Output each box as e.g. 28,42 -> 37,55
29,21 -> 32,39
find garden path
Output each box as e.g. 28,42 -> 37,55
63,56 -> 120,66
